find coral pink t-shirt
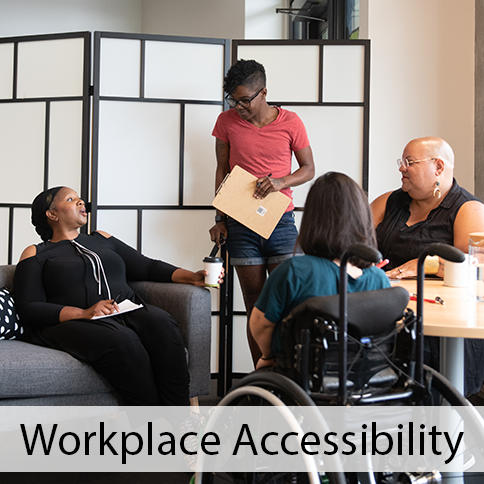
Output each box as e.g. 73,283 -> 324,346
212,107 -> 310,212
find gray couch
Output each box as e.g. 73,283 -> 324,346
0,264 -> 212,406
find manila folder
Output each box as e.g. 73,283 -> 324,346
212,165 -> 291,239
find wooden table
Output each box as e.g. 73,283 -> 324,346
398,279 -> 484,395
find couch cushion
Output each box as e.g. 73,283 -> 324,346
0,340 -> 115,399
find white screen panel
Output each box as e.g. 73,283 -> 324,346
232,314 -> 253,373
0,102 -> 45,204
48,101 -> 82,192
184,104 -> 222,205
98,101 -> 180,206
211,314 -> 219,372
210,283 -> 221,313
294,210 -> 303,230
323,45 -> 365,103
96,209 -> 138,249
100,38 -> 141,98
17,38 -> 84,99
231,269 -> 245,312
12,208 -> 39,265
289,106 -> 364,208
0,43 -> 14,99
144,41 -> 224,101
141,210 -> 215,272
237,45 -> 320,103
0,208 -> 8,265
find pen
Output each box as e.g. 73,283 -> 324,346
112,291 -> 122,305
410,294 -> 445,305
257,173 -> 272,188
376,259 -> 390,269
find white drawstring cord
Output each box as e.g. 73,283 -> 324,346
71,239 -> 112,299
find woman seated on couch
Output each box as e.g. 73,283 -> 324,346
13,186 -> 223,406
250,172 -> 391,370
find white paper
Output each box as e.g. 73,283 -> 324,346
91,299 -> 143,320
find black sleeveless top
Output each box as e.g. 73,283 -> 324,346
376,179 -> 482,271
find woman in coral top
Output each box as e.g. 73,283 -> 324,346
209,59 -> 315,366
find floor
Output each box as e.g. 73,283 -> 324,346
3,383 -> 484,484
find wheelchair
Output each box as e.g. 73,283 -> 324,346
195,243 -> 484,484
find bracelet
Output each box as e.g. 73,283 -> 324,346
215,215 -> 227,223
424,255 -> 439,275
261,355 -> 275,360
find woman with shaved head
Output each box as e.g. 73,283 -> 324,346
372,137 -> 484,278
371,137 -> 484,397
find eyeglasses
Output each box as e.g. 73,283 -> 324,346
396,157 -> 436,169
225,88 -> 263,109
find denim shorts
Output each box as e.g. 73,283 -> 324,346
226,211 -> 300,266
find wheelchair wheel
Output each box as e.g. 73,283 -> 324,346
229,371 -> 320,407
197,368 -> 484,484
423,364 -> 471,406
380,365 -> 484,484
195,371 -> 346,484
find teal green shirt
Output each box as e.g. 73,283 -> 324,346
255,256 -> 391,354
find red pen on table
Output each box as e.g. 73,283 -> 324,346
376,259 -> 389,269
410,293 -> 445,305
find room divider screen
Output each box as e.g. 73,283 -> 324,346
0,31 -> 369,395
90,32 -> 231,384
0,31 -> 91,265
224,39 -> 370,392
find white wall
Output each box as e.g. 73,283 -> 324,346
141,0 -> 245,39
0,0 -> 288,41
245,0 -> 289,40
0,0 -> 143,37
361,0 -> 475,201
141,0 -> 288,41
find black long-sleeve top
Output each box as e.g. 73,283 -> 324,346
13,232 -> 178,328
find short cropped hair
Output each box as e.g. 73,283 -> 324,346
223,59 -> 266,95
297,172 -> 377,268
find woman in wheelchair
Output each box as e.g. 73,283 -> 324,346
199,174 -> 484,484
250,172 -> 390,371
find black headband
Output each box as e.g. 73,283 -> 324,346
31,186 -> 64,242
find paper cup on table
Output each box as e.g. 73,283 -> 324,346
444,254 -> 469,288
469,232 -> 484,301
203,257 -> 223,287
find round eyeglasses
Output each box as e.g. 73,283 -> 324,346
225,88 -> 263,109
397,157 -> 435,169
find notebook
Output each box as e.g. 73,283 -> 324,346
212,165 -> 291,239
91,300 -> 143,320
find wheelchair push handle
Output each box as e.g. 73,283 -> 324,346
342,243 -> 382,265
418,242 -> 465,264
337,243 -> 382,405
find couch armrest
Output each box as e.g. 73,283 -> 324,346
0,265 -> 16,292
129,281 -> 211,398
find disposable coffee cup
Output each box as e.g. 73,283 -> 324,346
203,257 -> 223,287
469,232 -> 484,301
444,254 -> 469,288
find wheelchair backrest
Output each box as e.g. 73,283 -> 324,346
282,286 -> 410,339
278,286 -> 412,393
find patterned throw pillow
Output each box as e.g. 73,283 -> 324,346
0,287 -> 23,340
